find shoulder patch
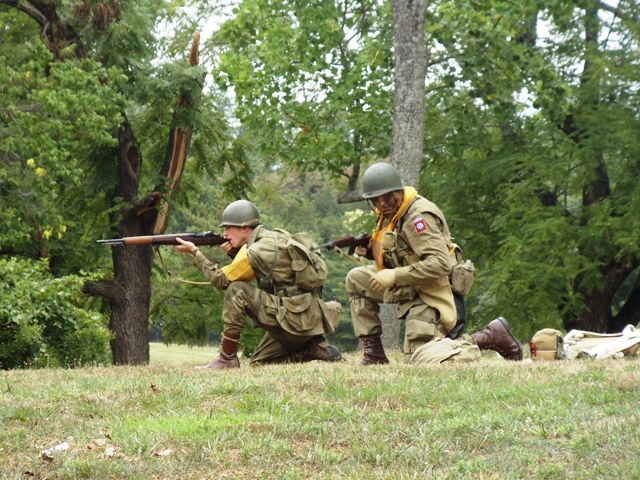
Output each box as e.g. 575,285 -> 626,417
413,217 -> 427,233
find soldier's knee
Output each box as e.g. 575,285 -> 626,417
346,266 -> 372,294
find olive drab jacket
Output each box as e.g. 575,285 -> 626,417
193,225 -> 339,336
372,188 -> 457,333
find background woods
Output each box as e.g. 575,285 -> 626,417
1,0 -> 639,367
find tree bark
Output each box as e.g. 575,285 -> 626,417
84,120 -> 157,365
85,33 -> 202,365
611,271 -> 640,332
390,0 -> 430,185
374,0 -> 429,349
380,303 -> 401,352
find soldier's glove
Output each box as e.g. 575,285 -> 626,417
370,269 -> 396,293
353,246 -> 368,257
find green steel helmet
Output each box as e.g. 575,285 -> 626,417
219,200 -> 261,227
361,163 -> 404,199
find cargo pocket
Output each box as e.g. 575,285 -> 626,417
320,300 -> 342,333
383,286 -> 417,304
405,318 -> 437,343
258,293 -> 281,328
278,293 -> 323,335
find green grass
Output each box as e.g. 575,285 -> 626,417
149,342 -> 220,365
1,346 -> 639,479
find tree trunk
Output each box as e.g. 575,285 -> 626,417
380,303 -> 401,351
566,259 -> 640,334
612,270 -> 640,332
108,244 -> 154,364
390,0 -> 430,185
84,120 -> 158,365
84,32 -> 201,365
379,0 -> 429,345
557,4 -> 628,335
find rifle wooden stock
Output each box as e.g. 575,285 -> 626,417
97,231 -> 225,247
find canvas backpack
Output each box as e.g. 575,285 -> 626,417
273,229 -> 327,292
530,328 -> 564,360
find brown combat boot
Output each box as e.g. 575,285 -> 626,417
196,332 -> 241,369
290,336 -> 342,363
358,335 -> 390,366
471,317 -> 523,361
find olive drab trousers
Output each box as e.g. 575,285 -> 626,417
222,281 -> 337,364
346,265 -> 446,359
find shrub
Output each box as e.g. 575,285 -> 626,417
0,257 -> 112,369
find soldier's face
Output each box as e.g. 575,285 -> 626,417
223,226 -> 253,248
372,191 -> 402,217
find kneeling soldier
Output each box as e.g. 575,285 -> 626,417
174,200 -> 342,369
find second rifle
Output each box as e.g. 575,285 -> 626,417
314,232 -> 371,255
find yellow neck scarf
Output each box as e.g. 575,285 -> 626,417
371,186 -> 417,270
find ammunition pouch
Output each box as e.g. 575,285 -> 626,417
530,329 -> 564,360
258,276 -> 275,294
451,260 -> 476,296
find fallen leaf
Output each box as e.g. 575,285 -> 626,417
42,441 -> 71,460
155,448 -> 171,457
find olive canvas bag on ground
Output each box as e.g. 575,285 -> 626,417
530,328 -> 564,360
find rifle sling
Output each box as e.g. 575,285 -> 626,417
154,247 -> 210,285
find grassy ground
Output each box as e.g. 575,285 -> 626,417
1,345 -> 639,479
150,342 -> 220,365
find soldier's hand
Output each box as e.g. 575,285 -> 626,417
173,237 -> 197,255
220,241 -> 234,254
353,245 -> 368,257
370,269 -> 396,293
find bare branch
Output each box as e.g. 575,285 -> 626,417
0,0 -> 48,29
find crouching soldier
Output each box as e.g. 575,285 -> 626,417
174,200 -> 342,369
346,163 -> 522,365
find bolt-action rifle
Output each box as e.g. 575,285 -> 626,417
97,231 -> 226,247
314,232 -> 371,255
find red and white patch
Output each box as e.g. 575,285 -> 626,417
413,217 -> 427,233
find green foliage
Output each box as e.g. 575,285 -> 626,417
213,0 -> 394,176
421,0 -> 640,335
0,40 -> 126,264
0,257 -> 112,369
1,0 -> 237,367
